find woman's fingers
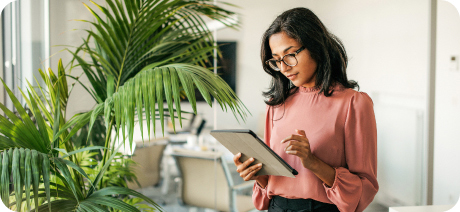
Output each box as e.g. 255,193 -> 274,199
285,146 -> 307,156
240,163 -> 263,181
285,148 -> 308,157
281,129 -> 309,144
236,158 -> 254,172
281,130 -> 317,170
233,153 -> 263,181
237,157 -> 255,172
296,129 -> 307,137
284,140 -> 309,152
233,152 -> 242,165
284,140 -> 312,164
281,134 -> 309,144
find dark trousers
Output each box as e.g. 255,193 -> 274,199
268,196 -> 340,212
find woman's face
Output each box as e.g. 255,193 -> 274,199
268,31 -> 317,88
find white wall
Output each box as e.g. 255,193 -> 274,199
50,0 -> 105,119
433,0 -> 460,205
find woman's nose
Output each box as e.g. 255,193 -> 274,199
279,61 -> 290,72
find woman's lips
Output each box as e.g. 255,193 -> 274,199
286,73 -> 298,80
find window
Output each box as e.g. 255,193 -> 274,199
1,0 -> 50,109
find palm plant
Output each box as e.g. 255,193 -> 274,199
0,0 -> 249,211
67,0 -> 248,165
1,62 -> 161,212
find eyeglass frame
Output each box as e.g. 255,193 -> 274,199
265,46 -> 306,71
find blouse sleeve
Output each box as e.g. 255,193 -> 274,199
323,92 -> 379,212
252,105 -> 272,210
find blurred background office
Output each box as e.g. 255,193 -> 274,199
1,0 -> 459,211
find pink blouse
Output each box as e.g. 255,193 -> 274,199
252,85 -> 378,212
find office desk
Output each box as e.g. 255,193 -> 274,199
389,205 -> 454,212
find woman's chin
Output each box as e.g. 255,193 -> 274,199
291,81 -> 303,87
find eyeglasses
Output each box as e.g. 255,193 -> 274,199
265,46 -> 306,71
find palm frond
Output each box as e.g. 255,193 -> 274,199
36,200 -> 77,212
106,64 -> 248,149
0,148 -> 52,211
89,186 -> 162,211
1,150 -> 10,207
0,79 -> 49,152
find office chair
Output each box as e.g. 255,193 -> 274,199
171,148 -> 256,212
126,138 -> 168,189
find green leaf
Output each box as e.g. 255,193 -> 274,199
36,200 -> 77,212
135,75 -> 144,141
56,158 -> 93,184
107,74 -> 115,99
175,66 -> 197,113
148,70 -> 157,137
57,59 -> 70,101
58,146 -> 106,159
51,84 -> 62,148
162,68 -> 176,133
1,151 -> 10,207
12,148 -> 22,212
141,71 -> 151,140
78,200 -> 109,212
24,149 -> 32,212
85,196 -> 139,212
90,187 -> 163,211
0,79 -> 45,151
87,103 -> 105,142
27,90 -> 52,152
0,135 -> 15,150
19,148 -> 26,209
56,111 -> 92,143
0,153 -> 2,204
88,143 -> 123,195
0,93 -> 41,150
27,78 -> 53,125
53,157 -> 81,202
31,150 -> 41,212
169,67 -> 183,128
42,155 -> 51,212
155,69 -> 165,135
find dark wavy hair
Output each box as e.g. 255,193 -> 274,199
261,7 -> 358,106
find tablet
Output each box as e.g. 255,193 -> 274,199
210,129 -> 298,178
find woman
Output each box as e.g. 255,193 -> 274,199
233,7 -> 378,212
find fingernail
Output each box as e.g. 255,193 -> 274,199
237,153 -> 241,156
250,157 -> 254,161
258,163 -> 262,167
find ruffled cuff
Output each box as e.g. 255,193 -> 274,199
322,167 -> 363,212
252,181 -> 270,210
323,167 -> 340,190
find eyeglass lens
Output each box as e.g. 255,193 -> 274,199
268,54 -> 298,70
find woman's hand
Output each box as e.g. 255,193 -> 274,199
233,153 -> 268,188
281,129 -> 336,187
281,129 -> 318,170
